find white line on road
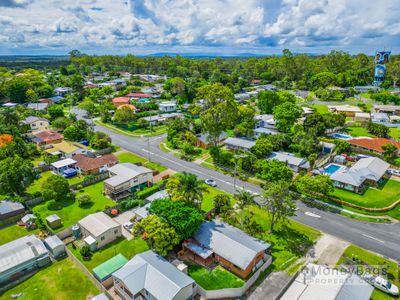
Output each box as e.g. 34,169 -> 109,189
362,234 -> 385,244
305,211 -> 321,218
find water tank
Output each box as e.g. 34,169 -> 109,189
71,225 -> 81,238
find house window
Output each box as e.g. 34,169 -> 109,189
114,229 -> 118,234
100,236 -> 105,241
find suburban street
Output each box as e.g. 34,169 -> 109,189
73,107 -> 400,262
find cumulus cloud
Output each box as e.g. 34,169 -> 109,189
0,0 -> 399,54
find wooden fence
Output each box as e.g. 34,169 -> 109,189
69,173 -> 109,190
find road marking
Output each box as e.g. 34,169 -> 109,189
362,234 -> 385,244
305,212 -> 321,218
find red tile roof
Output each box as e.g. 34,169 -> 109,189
32,130 -> 64,143
112,97 -> 130,104
73,154 -> 118,172
126,93 -> 153,98
348,138 -> 400,153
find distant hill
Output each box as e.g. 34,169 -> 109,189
0,55 -> 69,69
140,52 -> 267,58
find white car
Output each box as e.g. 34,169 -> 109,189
205,179 -> 217,187
123,222 -> 134,233
388,169 -> 400,176
373,276 -> 399,296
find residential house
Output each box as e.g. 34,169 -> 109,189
328,105 -> 362,117
126,93 -> 153,100
372,104 -> 400,115
104,163 -> 153,200
144,190 -> 169,204
354,85 -> 380,93
195,132 -> 227,149
330,157 -> 389,193
54,87 -> 72,96
112,250 -> 195,300
78,212 -> 122,250
46,96 -> 64,104
320,141 -> 336,155
44,141 -> 86,158
159,101 -> 177,112
0,235 -> 51,285
348,138 -> 400,155
74,153 -> 118,175
254,114 -> 276,129
224,137 -> 256,152
354,112 -> 371,123
141,113 -> 183,126
254,127 -> 279,138
301,107 -> 314,117
371,113 -> 400,128
22,116 -> 49,132
267,151 -> 310,172
281,263 -> 373,300
0,200 -> 25,225
26,102 -> 49,111
30,130 -> 64,146
112,97 -> 131,107
50,158 -> 77,176
180,220 -> 271,279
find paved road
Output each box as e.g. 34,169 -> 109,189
73,108 -> 400,262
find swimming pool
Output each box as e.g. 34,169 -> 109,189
330,133 -> 352,140
324,163 -> 342,175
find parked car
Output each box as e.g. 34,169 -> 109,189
123,222 -> 134,233
373,276 -> 399,296
205,179 -> 217,187
388,169 -> 400,176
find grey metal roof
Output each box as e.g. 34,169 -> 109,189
145,190 -> 169,202
133,203 -> 151,220
113,250 -> 194,300
268,151 -> 310,168
224,137 -> 256,150
46,214 -> 60,222
193,220 -> 270,271
254,127 -> 279,135
196,132 -> 227,144
91,294 -> 109,300
51,158 -> 76,169
0,234 -> 48,273
105,163 -> 153,187
78,212 -> 120,238
22,116 -> 48,124
0,201 -> 24,215
330,157 -> 389,187
44,235 -> 64,250
186,242 -> 213,259
336,273 -> 374,300
27,103 -> 48,111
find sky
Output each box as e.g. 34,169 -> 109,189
0,0 -> 399,56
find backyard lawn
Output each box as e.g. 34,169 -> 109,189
332,179 -> 400,208
337,245 -> 399,300
68,237 -> 149,270
389,128 -> 400,140
117,152 -> 167,172
27,171 -> 85,195
0,225 -> 39,245
311,104 -> 328,113
0,258 -> 99,300
345,126 -> 375,137
31,181 -> 115,232
187,264 -> 245,290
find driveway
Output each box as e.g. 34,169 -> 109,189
114,210 -> 136,240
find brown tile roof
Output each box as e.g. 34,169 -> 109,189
73,154 -> 118,172
112,97 -> 130,104
348,138 -> 400,153
32,130 -> 64,143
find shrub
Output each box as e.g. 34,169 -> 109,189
80,245 -> 92,260
46,199 -> 59,210
136,185 -> 160,200
120,199 -> 144,211
77,194 -> 92,207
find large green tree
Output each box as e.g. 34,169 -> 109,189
41,175 -> 72,201
0,156 -> 37,195
273,102 -> 302,133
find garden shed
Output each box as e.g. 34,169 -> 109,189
44,235 -> 66,258
46,214 -> 62,229
92,253 -> 128,286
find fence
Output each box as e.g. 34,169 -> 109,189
95,147 -> 113,156
196,255 -> 272,299
70,172 -> 110,190
34,164 -> 51,173
66,248 -> 113,298
25,196 -> 45,206
57,226 -> 73,240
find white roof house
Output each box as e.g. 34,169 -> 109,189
330,157 -> 389,188
112,250 -> 195,300
145,189 -> 169,203
105,163 -> 153,188
224,137 -> 256,151
78,212 -> 121,239
51,158 -> 77,169
328,105 -> 362,114
267,152 -> 310,171
193,220 -> 271,271
281,263 -> 373,300
0,235 -> 50,284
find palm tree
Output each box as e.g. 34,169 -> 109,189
167,172 -> 208,208
234,189 -> 255,227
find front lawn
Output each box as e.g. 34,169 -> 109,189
337,245 -> 399,300
389,128 -> 400,140
68,237 -> 149,270
0,258 -> 99,300
117,152 -> 167,172
201,185 -> 232,212
0,225 -> 39,245
332,179 -> 400,208
188,264 -> 245,290
31,181 -> 115,232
